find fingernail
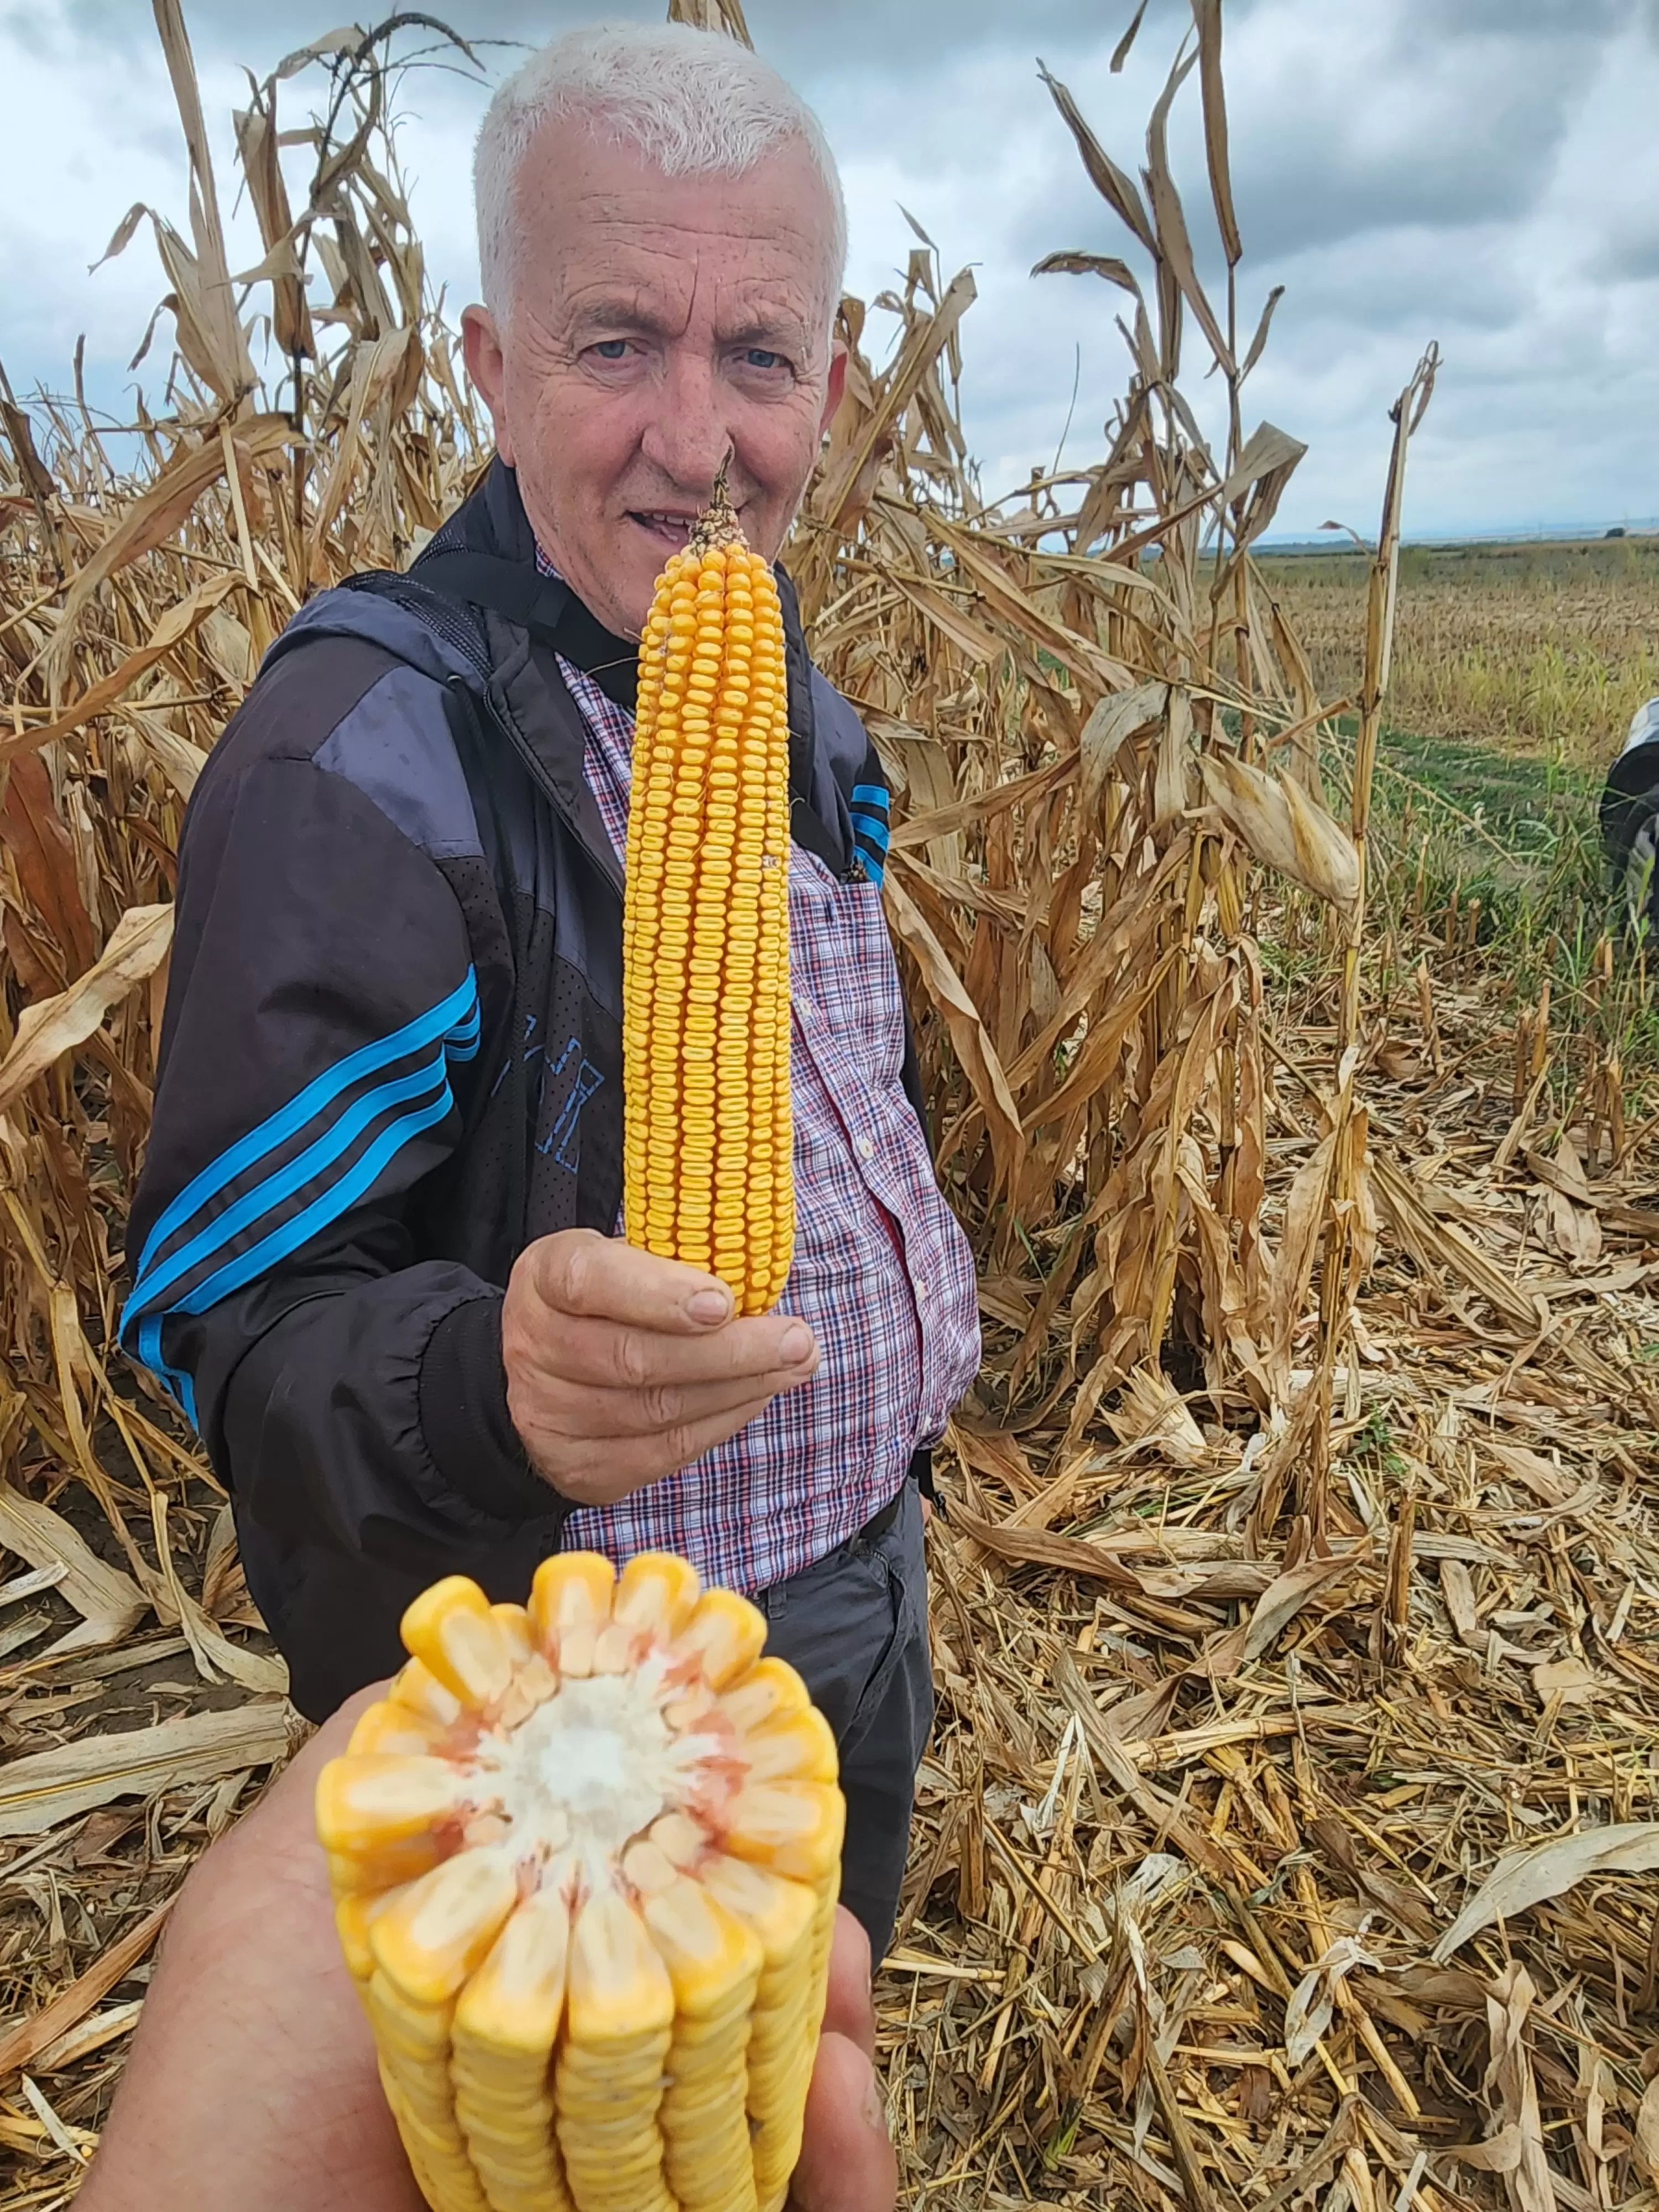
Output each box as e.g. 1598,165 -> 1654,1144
779,1322 -> 814,1365
687,1288 -> 731,1325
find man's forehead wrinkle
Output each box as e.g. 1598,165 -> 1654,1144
539,206 -> 823,278
512,142 -> 837,334
538,225 -> 822,349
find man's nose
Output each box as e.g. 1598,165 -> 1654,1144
637,349 -> 733,497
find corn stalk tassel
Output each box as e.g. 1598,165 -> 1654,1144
623,464 -> 794,1314
317,1558 -> 842,2212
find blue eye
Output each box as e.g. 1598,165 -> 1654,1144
594,340 -> 629,360
744,348 -> 784,371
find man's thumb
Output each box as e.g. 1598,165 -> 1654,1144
787,2032 -> 896,2212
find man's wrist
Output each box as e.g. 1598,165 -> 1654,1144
419,1295 -> 565,1522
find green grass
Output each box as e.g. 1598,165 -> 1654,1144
1339,722 -> 1659,1096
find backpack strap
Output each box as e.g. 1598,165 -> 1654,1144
413,554 -> 639,714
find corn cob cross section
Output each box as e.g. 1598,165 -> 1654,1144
623,466 -> 794,1315
317,1557 -> 842,2212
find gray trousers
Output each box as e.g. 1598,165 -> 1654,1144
753,1482 -> 932,1961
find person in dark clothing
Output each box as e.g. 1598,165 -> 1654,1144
1601,696 -> 1659,942
123,12 -> 979,2024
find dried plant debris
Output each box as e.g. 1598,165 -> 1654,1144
0,7 -> 1656,2210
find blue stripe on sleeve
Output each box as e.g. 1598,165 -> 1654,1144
849,810 -> 890,852
852,833 -> 887,886
130,968 -> 479,1286
136,1314 -> 200,1431
124,1050 -> 451,1318
128,1079 -> 461,1423
849,783 -> 889,811
122,970 -> 480,1425
171,1085 -> 461,1316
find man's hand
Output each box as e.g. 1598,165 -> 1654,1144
502,1228 -> 820,1507
80,1687 -> 895,2212
790,1911 -> 899,2212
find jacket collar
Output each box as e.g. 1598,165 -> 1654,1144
415,461 -> 640,713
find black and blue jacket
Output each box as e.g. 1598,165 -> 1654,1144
121,460 -> 910,1719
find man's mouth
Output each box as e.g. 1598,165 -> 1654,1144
628,509 -> 701,549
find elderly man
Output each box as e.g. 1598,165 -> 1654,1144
125,2 -> 975,2029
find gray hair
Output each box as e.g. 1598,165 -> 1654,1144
474,21 -> 848,340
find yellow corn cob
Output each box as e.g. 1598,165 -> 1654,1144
317,1559 -> 842,2212
623,463 -> 794,1314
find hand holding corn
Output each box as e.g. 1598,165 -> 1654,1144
501,474 -> 811,1510
76,1669 -> 893,2212
317,1554 -> 858,2212
500,1230 -> 818,1509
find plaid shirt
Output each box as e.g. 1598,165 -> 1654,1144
549,633 -> 980,1594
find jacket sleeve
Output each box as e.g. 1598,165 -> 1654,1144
122,642 -> 559,1677
804,665 -> 890,886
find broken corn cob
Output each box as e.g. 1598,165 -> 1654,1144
317,1558 -> 842,2212
622,463 -> 793,1315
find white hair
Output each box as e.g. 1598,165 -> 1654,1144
474,21 -> 848,337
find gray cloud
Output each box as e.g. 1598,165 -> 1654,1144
4,0 -> 1657,538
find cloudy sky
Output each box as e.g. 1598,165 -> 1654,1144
3,0 -> 1657,539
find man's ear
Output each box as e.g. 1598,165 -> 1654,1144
461,305 -> 515,467
818,340 -> 849,439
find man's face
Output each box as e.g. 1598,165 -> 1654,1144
463,123 -> 847,638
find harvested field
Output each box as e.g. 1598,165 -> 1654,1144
1259,539 -> 1659,769
1,8 -> 1658,2212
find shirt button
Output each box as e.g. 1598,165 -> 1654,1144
857,1136 -> 875,1161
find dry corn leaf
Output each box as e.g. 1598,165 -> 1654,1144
1155,682 -> 1192,827
48,416 -> 289,679
0,1703 -> 295,1838
948,1507 -> 1146,1597
1030,249 -> 1144,298
1105,1366 -> 1209,1467
0,906 -> 173,1118
0,1901 -> 171,2081
1283,1934 -> 1383,2066
1460,1966 -> 1556,2212
1079,680 -> 1167,819
887,757 -> 1070,853
0,572 -> 241,763
1634,2077 -> 1659,2187
1145,45 -> 1231,375
1220,421 -> 1310,551
1531,1656 -> 1599,1708
1202,753 -> 1360,911
1241,1546 -> 1367,1666
1190,0 -> 1240,265
0,1485 -> 147,1657
1433,1822 -> 1659,1961
1541,1182 -> 1601,1269
123,707 -> 210,800
36,1999 -> 145,2074
1,754 -> 96,980
1036,60 -> 1156,254
883,869 -> 1021,1194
